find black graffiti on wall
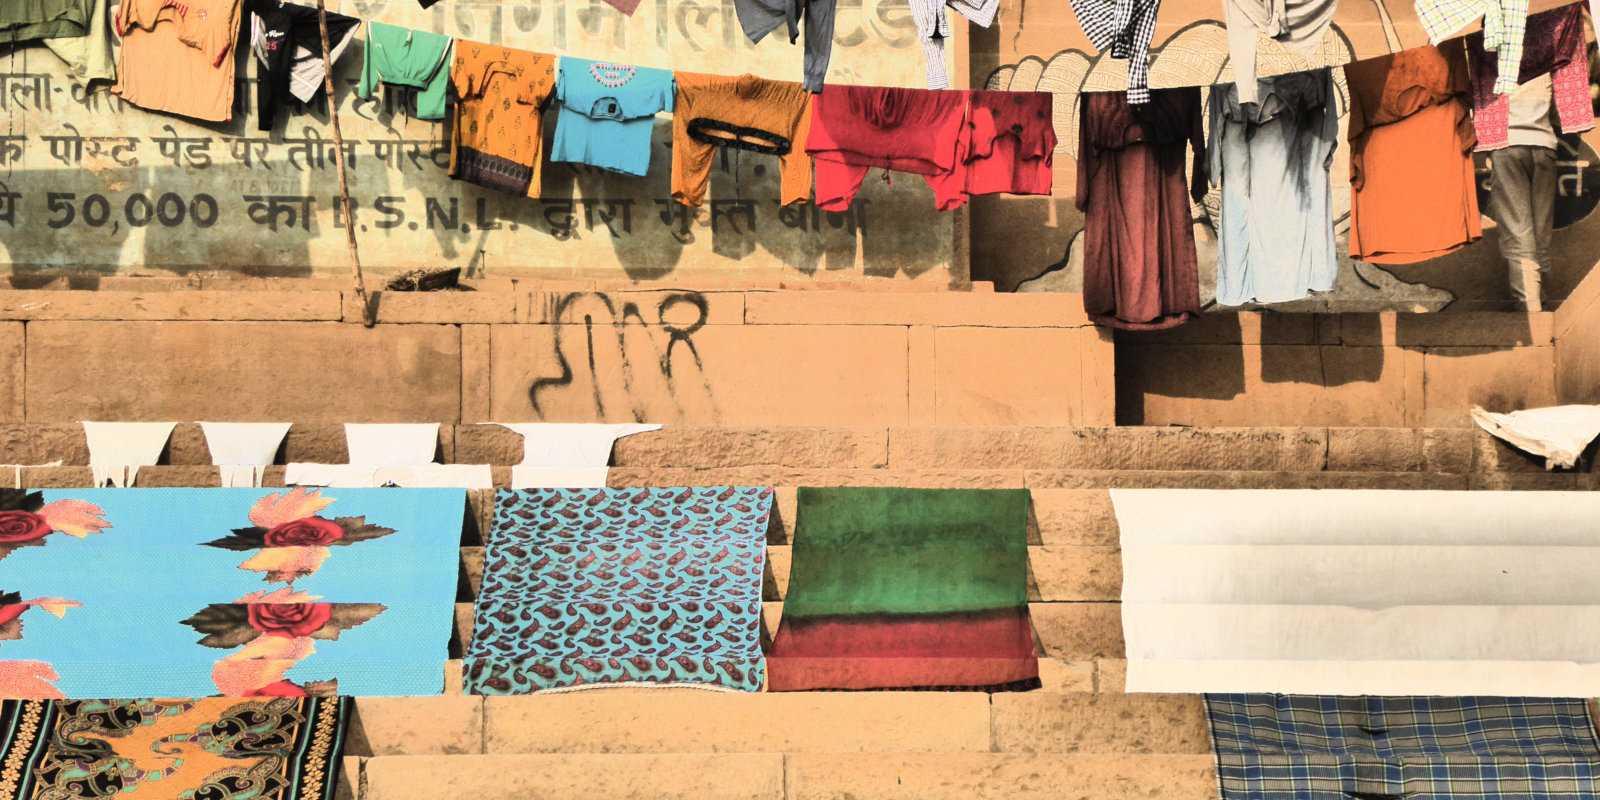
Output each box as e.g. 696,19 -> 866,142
528,291 -> 714,420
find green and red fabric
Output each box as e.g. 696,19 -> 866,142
767,487 -> 1039,691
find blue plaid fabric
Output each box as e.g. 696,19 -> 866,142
1207,695 -> 1600,799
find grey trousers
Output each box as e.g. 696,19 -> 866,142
1488,145 -> 1557,308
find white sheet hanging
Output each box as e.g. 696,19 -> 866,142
199,422 -> 292,488
1114,488 -> 1600,697
1471,404 -> 1600,470
285,423 -> 488,488
82,422 -> 176,488
493,423 -> 661,488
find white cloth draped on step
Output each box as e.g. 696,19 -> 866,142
493,423 -> 661,488
82,421 -> 176,487
1471,404 -> 1600,470
1114,488 -> 1600,697
286,423 -> 491,488
199,422 -> 292,487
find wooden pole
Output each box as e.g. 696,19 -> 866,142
316,0 -> 374,327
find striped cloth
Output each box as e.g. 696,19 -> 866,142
1066,0 -> 1161,103
1207,695 -> 1600,799
1415,0 -> 1528,94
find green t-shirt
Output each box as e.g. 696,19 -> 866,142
0,0 -> 91,43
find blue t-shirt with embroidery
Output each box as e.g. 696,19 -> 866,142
552,58 -> 675,177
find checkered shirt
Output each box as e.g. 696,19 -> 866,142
1416,0 -> 1528,94
1207,695 -> 1600,799
1066,0 -> 1161,103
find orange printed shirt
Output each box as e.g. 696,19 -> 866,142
112,0 -> 243,122
449,42 -> 556,198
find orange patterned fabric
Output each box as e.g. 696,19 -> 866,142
672,72 -> 813,207
449,42 -> 556,198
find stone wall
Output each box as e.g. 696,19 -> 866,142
1556,258 -> 1600,402
0,0 -> 955,282
0,285 -> 1114,427
969,0 -> 1600,311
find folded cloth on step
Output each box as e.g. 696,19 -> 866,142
1472,404 -> 1600,469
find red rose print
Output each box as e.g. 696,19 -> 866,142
262,516 -> 344,547
246,602 -> 333,638
0,511 -> 51,545
248,679 -> 308,697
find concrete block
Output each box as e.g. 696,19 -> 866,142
0,323 -> 21,422
487,324 -> 909,426
1117,312 -> 1316,345
1031,489 -> 1118,546
1031,602 -> 1123,659
1039,659 -> 1097,693
1422,347 -> 1558,427
605,467 -> 1026,489
743,290 -> 1090,326
25,322 -> 462,422
991,694 -> 1211,754
525,290 -> 745,325
1023,469 -> 1470,490
0,290 -> 341,321
363,753 -> 784,800
461,325 -> 493,423
1325,428 -> 1473,473
1031,547 -> 1121,602
346,291 -> 518,323
609,427 -> 888,469
889,427 -> 1327,471
786,753 -> 1219,800
932,327 -> 1107,425
484,692 -> 992,753
346,696 -> 485,756
0,422 -> 87,464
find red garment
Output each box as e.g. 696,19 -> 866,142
965,90 -> 1056,198
806,84 -> 970,211
766,608 -> 1039,691
1467,2 -> 1594,151
1076,87 -> 1206,331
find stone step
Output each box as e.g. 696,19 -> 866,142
0,424 -> 1574,475
343,691 -> 1207,757
352,752 -> 1219,799
456,545 -> 1124,602
448,601 -> 1126,661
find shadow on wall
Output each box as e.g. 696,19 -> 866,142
1113,314 -> 1553,426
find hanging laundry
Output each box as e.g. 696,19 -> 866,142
733,0 -> 837,92
0,0 -> 90,43
806,84 -> 971,211
1345,42 -> 1480,264
1076,87 -> 1205,330
111,0 -> 244,122
767,488 -> 1039,691
962,90 -> 1056,199
82,421 -> 176,487
0,698 -> 352,796
601,0 -> 644,14
419,0 -> 443,6
490,422 -> 661,488
286,423 -> 491,488
1066,0 -> 1161,103
249,0 -> 360,132
1208,70 -> 1339,306
1472,404 -> 1600,469
551,58 -> 675,177
1416,0 -> 1527,95
672,72 -> 814,207
1207,695 -> 1600,799
466,487 -> 772,693
43,0 -> 115,84
199,421 -> 292,488
358,20 -> 453,121
0,487 -> 462,697
449,42 -> 556,197
1466,2 -> 1594,152
1223,0 -> 1337,106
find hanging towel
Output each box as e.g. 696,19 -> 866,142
1,487 -> 462,697
766,487 -> 1039,691
199,421 -> 292,488
82,421 -> 175,488
1472,404 -> 1600,469
287,423 -> 491,488
1115,488 -> 1600,696
493,422 -> 660,488
0,697 -> 351,795
1207,695 -> 1600,799
465,487 -> 772,693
